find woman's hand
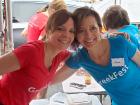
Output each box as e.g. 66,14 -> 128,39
110,32 -> 131,41
131,49 -> 140,67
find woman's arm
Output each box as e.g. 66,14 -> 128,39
131,49 -> 140,66
104,32 -> 130,41
21,25 -> 28,37
51,64 -> 76,84
38,34 -> 45,40
0,52 -> 20,75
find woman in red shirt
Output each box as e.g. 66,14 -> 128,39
0,9 -> 75,105
22,0 -> 67,42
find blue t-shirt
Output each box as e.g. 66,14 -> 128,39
66,36 -> 140,105
118,24 -> 140,49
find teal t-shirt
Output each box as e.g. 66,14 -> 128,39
118,24 -> 140,49
66,36 -> 140,105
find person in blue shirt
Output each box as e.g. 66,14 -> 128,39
102,5 -> 140,49
53,7 -> 140,105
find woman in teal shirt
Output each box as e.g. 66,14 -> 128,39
53,7 -> 140,105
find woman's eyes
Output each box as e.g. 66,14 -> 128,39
90,26 -> 97,31
56,27 -> 65,31
78,29 -> 85,33
70,29 -> 75,33
78,27 -> 97,33
55,27 -> 75,34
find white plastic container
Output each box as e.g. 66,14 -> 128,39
65,93 -> 92,105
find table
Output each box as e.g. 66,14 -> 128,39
62,73 -> 106,103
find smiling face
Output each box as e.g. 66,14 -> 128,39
45,9 -> 75,51
77,16 -> 102,49
47,17 -> 75,50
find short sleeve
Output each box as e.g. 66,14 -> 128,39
27,24 -> 40,41
27,13 -> 48,41
120,36 -> 137,58
28,13 -> 48,30
127,41 -> 137,58
13,42 -> 40,68
129,35 -> 140,50
65,51 -> 81,70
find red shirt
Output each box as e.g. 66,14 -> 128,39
27,13 -> 48,42
0,40 -> 70,105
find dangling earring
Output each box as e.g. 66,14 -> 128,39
98,27 -> 103,40
98,34 -> 102,41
